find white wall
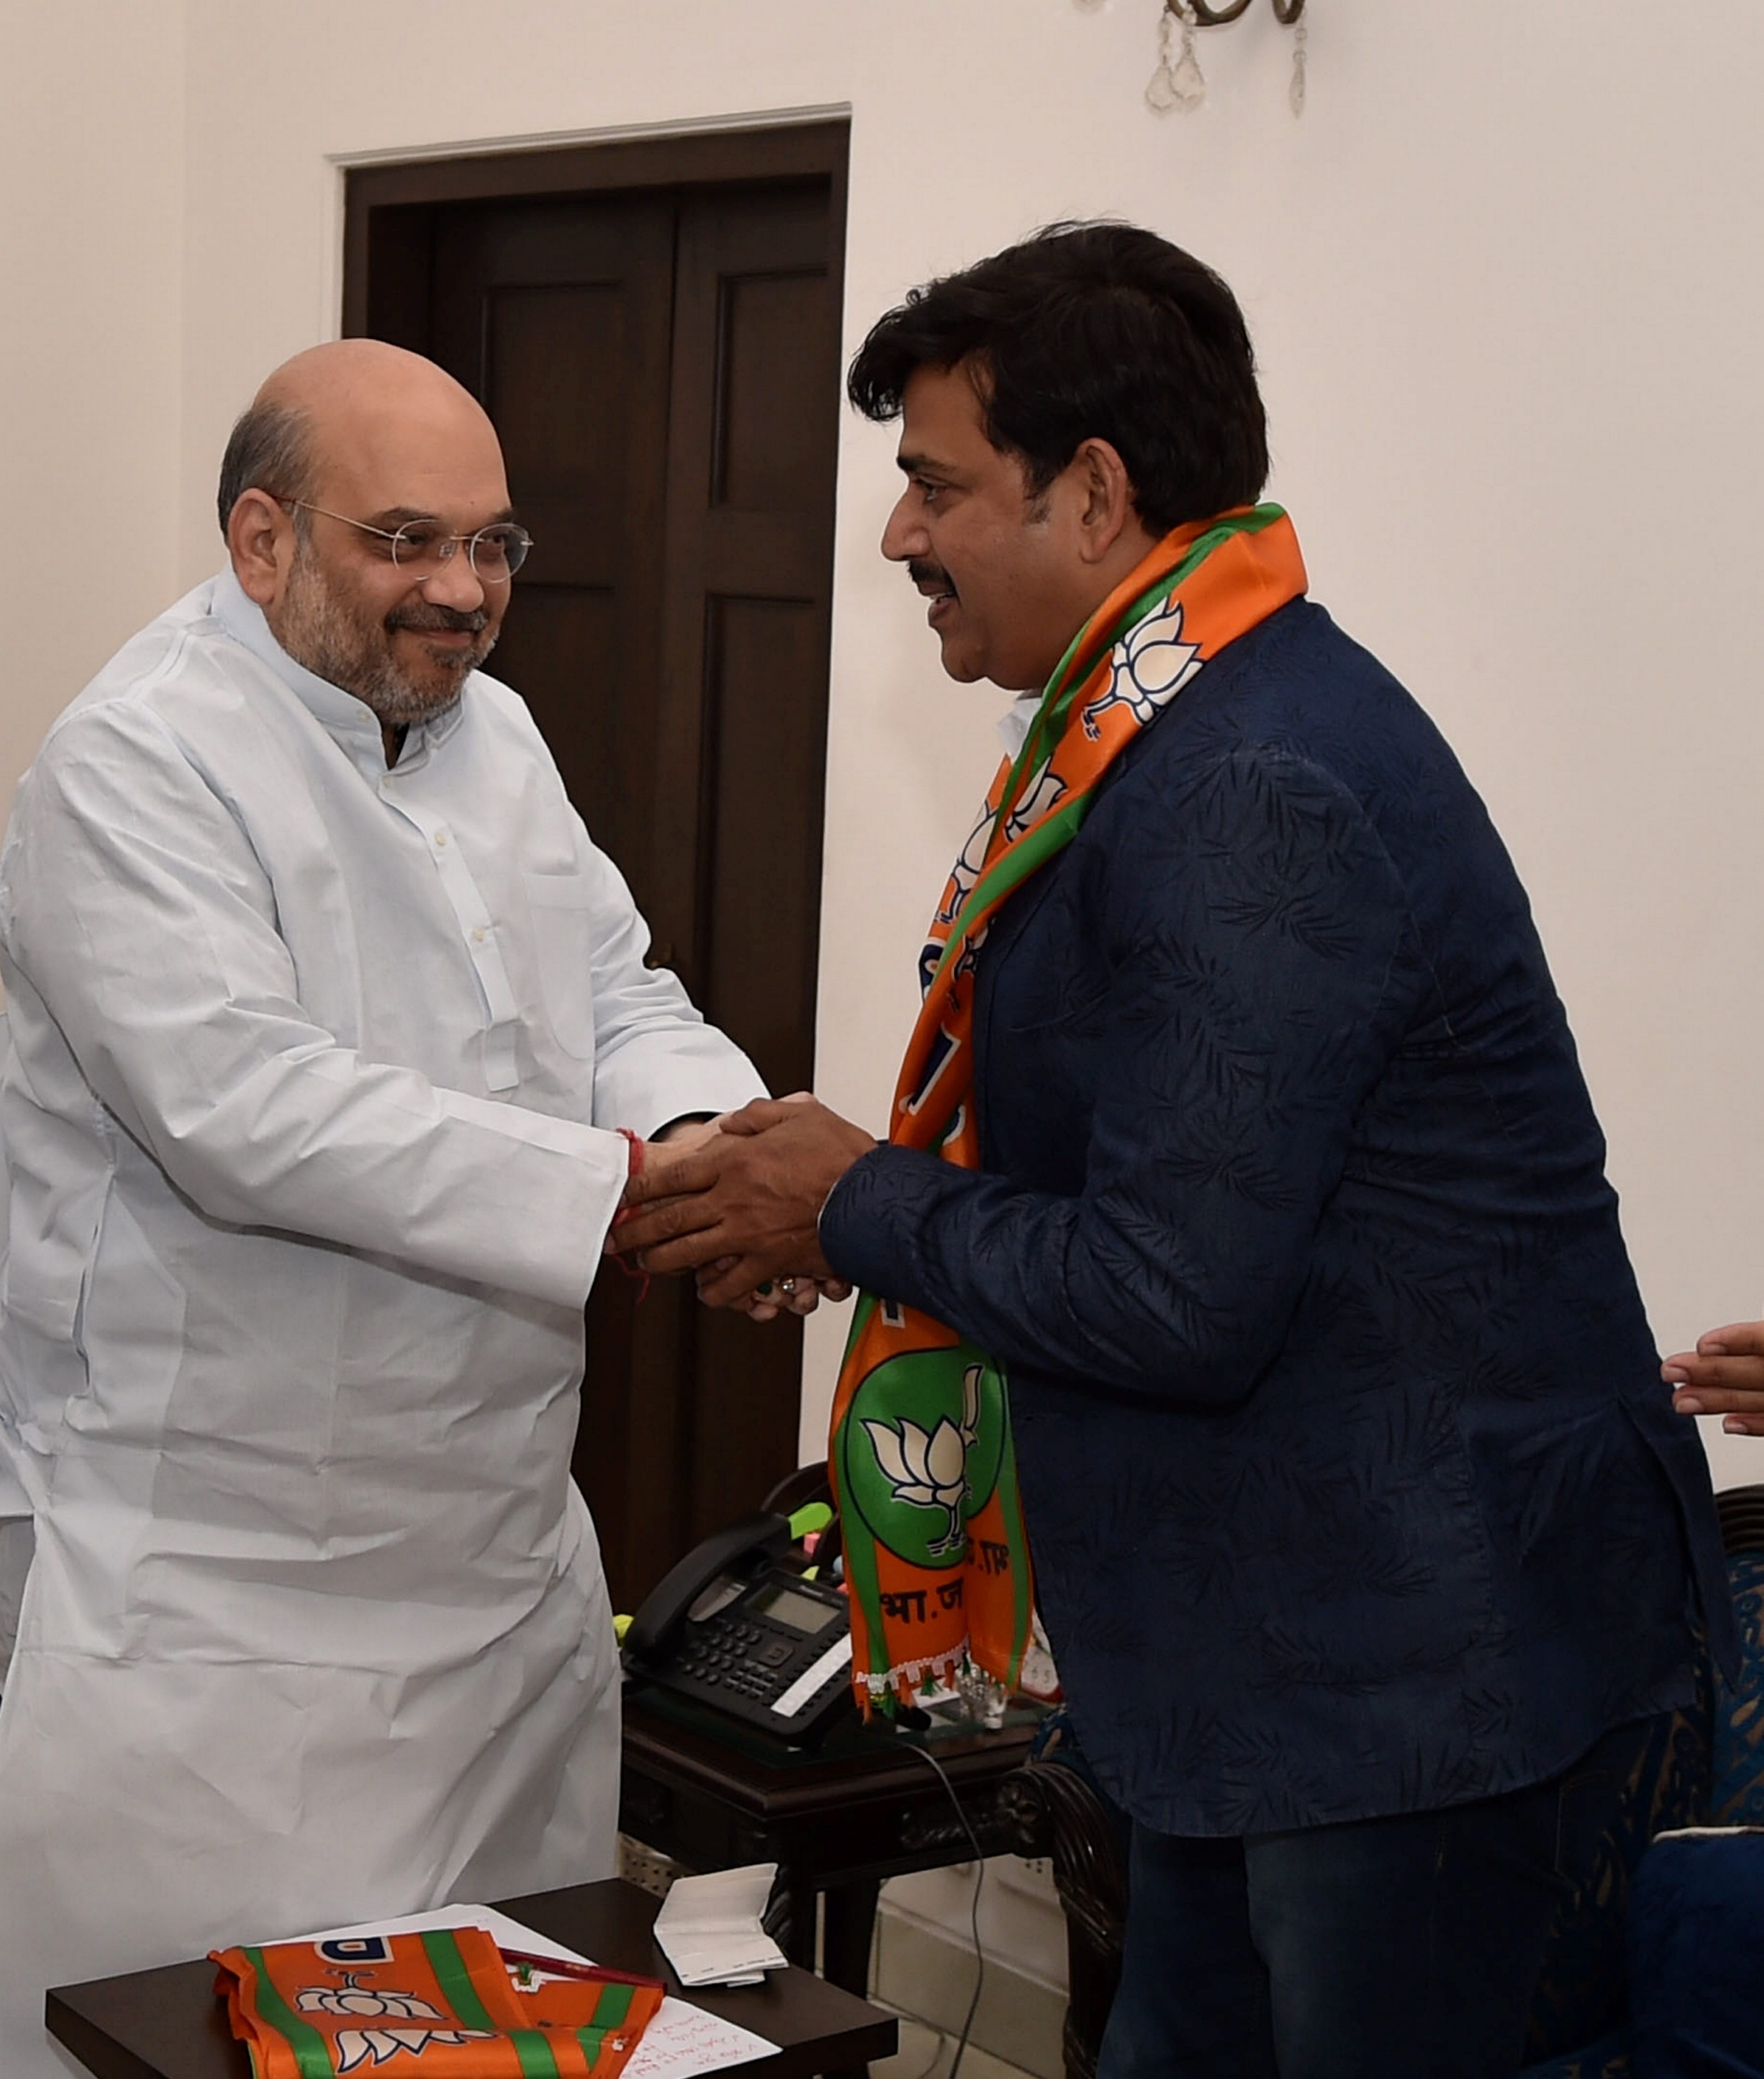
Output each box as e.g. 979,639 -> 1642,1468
11,0 -> 1764,1486
0,0 -> 186,804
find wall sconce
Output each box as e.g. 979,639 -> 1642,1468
1192,0 -> 1304,19
1128,0 -> 1309,117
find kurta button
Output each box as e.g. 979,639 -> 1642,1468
472,927 -> 487,943
433,831 -> 448,846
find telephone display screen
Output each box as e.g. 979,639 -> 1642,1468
751,1583 -> 833,1634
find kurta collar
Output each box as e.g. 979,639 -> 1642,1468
210,566 -> 468,780
996,690 -> 1043,761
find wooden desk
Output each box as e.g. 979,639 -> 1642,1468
621,1686 -> 1041,1995
45,1877 -> 896,2079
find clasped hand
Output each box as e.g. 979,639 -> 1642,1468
611,1096 -> 876,1313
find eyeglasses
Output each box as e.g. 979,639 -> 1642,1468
274,499 -> 533,582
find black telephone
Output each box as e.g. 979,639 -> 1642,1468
622,1510 -> 856,1745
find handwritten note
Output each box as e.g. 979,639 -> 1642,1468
624,1995 -> 779,2079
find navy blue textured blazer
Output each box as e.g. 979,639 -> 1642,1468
822,598 -> 1732,1838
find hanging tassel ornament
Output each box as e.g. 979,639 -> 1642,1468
1288,10 -> 1308,116
1146,0 -> 1206,114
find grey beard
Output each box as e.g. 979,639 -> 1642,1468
343,641 -> 490,727
273,552 -> 496,726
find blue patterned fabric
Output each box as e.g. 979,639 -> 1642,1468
1523,2030 -> 1631,2079
1713,1552 -> 1764,1825
1521,1687 -> 1712,2069
1626,1830 -> 1764,2077
1515,1550 -> 1764,2074
823,596 -> 1733,1839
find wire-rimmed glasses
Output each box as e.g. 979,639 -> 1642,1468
275,499 -> 533,583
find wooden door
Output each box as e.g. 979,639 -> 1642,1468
346,130 -> 846,1605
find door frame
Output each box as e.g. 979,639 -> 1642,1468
341,117 -> 849,341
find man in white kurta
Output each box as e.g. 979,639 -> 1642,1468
0,341 -> 767,2073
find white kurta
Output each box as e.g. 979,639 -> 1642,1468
0,571 -> 765,2074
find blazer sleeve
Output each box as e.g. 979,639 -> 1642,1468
819,745 -> 1416,1406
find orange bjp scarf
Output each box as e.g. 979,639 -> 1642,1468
212,1927 -> 665,2079
827,505 -> 1308,1709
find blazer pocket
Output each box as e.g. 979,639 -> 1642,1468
521,870 -> 599,1061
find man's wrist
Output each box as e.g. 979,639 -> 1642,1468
651,1111 -> 717,1142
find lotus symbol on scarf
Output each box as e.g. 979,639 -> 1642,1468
933,799 -> 997,929
862,1362 -> 982,1555
1001,765 -> 1069,845
1081,601 -> 1202,740
295,1982 -> 495,2071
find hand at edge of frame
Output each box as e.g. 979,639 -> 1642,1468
1663,1319 -> 1764,1436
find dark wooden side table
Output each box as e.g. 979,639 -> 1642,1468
46,1876 -> 896,2079
620,1685 -> 1042,1999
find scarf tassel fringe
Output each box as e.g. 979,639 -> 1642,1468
858,1638 -> 970,1703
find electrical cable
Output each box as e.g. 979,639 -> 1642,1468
899,1737 -> 988,2079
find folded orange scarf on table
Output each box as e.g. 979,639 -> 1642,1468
212,1926 -> 664,2078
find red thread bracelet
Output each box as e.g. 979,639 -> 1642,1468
609,1128 -> 650,1300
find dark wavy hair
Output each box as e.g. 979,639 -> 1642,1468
847,222 -> 1268,534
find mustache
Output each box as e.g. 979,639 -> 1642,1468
908,559 -> 956,596
385,603 -> 490,635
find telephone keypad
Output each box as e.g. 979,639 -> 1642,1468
638,1570 -> 852,1738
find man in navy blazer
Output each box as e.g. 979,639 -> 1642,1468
615,224 -> 1732,2078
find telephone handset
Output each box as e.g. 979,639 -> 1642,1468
622,1510 -> 856,1745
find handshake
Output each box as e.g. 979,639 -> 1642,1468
607,1094 -> 879,1319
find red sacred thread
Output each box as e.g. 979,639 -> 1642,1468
609,1128 -> 651,1302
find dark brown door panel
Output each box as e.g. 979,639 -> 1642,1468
345,127 -> 848,1605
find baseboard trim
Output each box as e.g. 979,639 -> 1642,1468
873,1905 -> 1066,2079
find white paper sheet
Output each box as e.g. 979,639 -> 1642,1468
281,1901 -> 779,2078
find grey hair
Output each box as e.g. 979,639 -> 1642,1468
216,399 -> 315,536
